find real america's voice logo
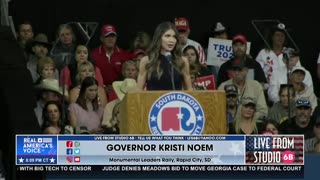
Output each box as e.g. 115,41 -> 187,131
148,92 -> 205,135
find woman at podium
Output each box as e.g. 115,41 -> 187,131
137,21 -> 193,91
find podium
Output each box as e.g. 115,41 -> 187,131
119,90 -> 226,134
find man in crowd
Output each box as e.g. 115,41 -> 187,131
175,17 -> 206,64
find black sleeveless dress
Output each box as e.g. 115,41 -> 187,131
146,55 -> 183,90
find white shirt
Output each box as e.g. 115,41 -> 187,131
268,65 -> 313,103
256,48 -> 301,82
183,39 -> 206,64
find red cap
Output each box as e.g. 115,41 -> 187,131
133,49 -> 145,56
101,24 -> 117,36
232,34 -> 247,44
175,17 -> 189,31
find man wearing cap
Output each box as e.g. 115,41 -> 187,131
34,79 -> 64,127
102,78 -> 137,132
91,24 -> 133,101
291,66 -> 317,111
26,33 -> 59,83
205,22 -> 229,83
268,50 -> 313,103
225,85 -> 238,123
174,17 -> 206,64
279,98 -> 315,140
305,116 -> 320,152
217,34 -> 266,86
218,58 -> 268,120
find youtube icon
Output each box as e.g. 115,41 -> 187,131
74,156 -> 80,162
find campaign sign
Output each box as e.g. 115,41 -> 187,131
195,75 -> 215,90
148,92 -> 205,135
206,38 -> 251,66
16,135 -> 58,165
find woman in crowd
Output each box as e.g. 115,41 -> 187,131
68,61 -> 107,107
263,119 -> 280,134
60,44 -> 103,90
68,77 -> 105,134
228,97 -> 265,134
42,101 -> 64,134
268,84 -> 295,123
183,45 -> 211,77
119,60 -> 139,80
51,24 -> 77,71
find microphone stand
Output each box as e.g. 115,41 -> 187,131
285,54 -> 291,121
61,53 -> 67,128
170,62 -> 175,91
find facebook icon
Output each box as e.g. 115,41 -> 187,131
66,148 -> 73,155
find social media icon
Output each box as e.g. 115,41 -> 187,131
66,148 -> 73,155
66,156 -> 73,163
74,141 -> 80,147
74,148 -> 80,155
74,156 -> 80,162
66,141 -> 73,147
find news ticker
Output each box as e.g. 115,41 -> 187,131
16,165 -> 304,179
17,164 -> 303,173
16,135 -> 304,166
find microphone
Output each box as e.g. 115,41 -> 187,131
164,52 -> 175,90
164,52 -> 172,63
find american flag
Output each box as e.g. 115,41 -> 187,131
245,135 -> 304,164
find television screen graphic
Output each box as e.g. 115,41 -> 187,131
15,135 -> 304,179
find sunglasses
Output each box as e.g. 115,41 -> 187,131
296,100 -> 311,109
296,100 -> 310,104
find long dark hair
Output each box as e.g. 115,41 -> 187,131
146,21 -> 184,80
76,76 -> 99,111
68,44 -> 95,88
183,45 -> 201,70
41,101 -> 63,132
